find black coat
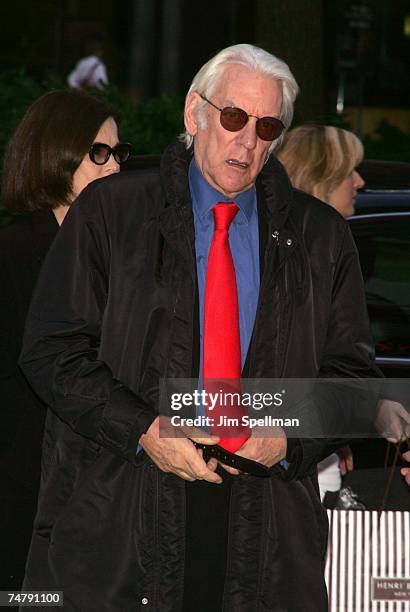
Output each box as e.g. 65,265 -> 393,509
20,143 -> 377,611
0,211 -> 58,587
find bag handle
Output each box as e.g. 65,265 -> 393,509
379,437 -> 410,512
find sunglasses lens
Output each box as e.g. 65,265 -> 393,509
113,143 -> 131,164
220,107 -> 248,132
90,143 -> 110,165
256,117 -> 284,141
219,105 -> 284,141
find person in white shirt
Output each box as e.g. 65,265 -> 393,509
67,39 -> 108,90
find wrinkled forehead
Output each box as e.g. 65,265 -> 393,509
210,64 -> 283,113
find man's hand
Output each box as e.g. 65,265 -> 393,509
219,426 -> 287,475
375,399 -> 410,443
139,416 -> 222,483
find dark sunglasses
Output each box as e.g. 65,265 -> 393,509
89,142 -> 132,165
199,94 -> 285,141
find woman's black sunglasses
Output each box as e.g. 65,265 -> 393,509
89,142 -> 132,165
199,94 -> 285,141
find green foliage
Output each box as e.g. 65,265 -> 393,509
0,70 -> 184,165
323,111 -> 410,162
0,211 -> 13,227
0,70 -> 64,162
98,85 -> 184,154
362,120 -> 410,162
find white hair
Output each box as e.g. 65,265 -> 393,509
180,43 -> 299,154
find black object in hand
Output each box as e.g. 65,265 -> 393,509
193,442 -> 273,478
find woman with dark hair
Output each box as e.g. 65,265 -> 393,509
0,89 -> 131,589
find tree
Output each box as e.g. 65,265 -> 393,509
254,0 -> 325,125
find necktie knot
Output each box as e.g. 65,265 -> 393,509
213,202 -> 238,231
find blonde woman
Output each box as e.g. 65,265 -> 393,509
277,124 -> 365,219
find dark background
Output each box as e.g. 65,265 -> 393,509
2,2 -> 410,117
0,0 -> 409,162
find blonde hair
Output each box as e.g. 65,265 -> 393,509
276,125 -> 363,202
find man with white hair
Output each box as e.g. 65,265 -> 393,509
20,44 -> 376,611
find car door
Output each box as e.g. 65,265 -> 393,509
350,212 -> 410,378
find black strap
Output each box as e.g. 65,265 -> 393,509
193,442 -> 272,477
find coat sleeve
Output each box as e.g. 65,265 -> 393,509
283,225 -> 381,481
19,187 -> 156,464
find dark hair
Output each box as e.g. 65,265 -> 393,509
1,89 -> 115,213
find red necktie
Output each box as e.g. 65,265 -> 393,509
203,202 -> 250,452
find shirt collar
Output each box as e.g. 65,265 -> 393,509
189,159 -> 256,223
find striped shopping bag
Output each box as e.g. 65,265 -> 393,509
325,510 -> 410,611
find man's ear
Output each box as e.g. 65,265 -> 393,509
184,92 -> 202,137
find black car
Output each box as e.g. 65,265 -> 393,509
353,160 -> 410,378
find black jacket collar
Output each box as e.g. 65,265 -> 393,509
160,140 -> 293,224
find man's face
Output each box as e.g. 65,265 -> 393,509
184,64 -> 283,199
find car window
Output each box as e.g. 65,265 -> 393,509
351,216 -> 410,358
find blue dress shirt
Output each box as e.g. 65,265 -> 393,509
189,159 -> 260,374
